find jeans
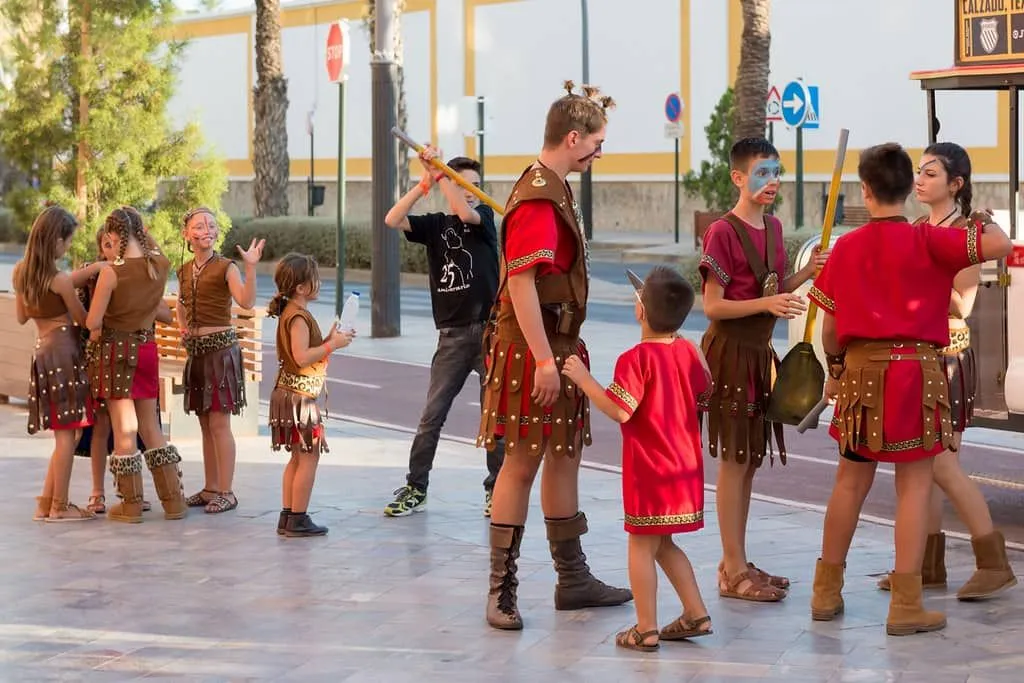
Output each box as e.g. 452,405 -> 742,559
406,322 -> 505,492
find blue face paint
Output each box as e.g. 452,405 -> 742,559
749,159 -> 781,195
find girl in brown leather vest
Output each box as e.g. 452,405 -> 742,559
85,206 -> 188,523
267,253 -> 352,537
14,205 -> 104,521
176,207 -> 264,514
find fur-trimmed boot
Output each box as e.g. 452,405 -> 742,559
886,573 -> 946,636
545,512 -> 633,610
108,453 -> 145,523
957,530 -> 1018,601
878,532 -> 947,591
810,559 -> 845,621
143,445 -> 187,520
487,524 -> 524,630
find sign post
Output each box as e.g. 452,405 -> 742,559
326,20 -> 350,317
782,79 -> 820,228
664,92 -> 684,244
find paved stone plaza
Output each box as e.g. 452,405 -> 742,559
1,402 -> 1022,682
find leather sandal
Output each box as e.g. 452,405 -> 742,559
615,625 -> 660,652
660,614 -> 713,640
185,488 -> 218,507
747,562 -> 790,590
87,495 -> 106,514
205,492 -> 238,514
719,567 -> 786,602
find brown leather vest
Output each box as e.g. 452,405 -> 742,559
178,255 -> 233,328
275,305 -> 327,396
492,165 -> 589,340
24,287 -> 67,319
103,254 -> 171,331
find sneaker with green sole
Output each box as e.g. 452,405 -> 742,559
384,485 -> 427,517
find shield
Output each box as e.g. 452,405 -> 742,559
980,18 -> 999,54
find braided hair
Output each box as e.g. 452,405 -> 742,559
104,206 -> 160,279
267,253 -> 321,318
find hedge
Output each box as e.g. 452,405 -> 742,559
0,207 -> 25,244
220,217 -> 429,273
678,232 -> 819,293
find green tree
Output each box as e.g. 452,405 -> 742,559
0,0 -> 228,267
682,88 -> 737,213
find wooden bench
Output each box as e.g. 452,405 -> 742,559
840,205 -> 871,226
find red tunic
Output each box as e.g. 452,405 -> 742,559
808,218 -> 983,462
493,200 -> 586,440
699,214 -> 787,299
606,339 -> 710,535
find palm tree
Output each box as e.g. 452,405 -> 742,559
733,0 -> 771,141
253,0 -> 290,217
365,0 -> 409,191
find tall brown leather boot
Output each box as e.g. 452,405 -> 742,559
108,453 -> 144,524
957,530 -> 1018,601
545,512 -> 633,610
144,445 -> 188,520
886,573 -> 946,636
810,559 -> 845,621
877,532 -> 947,591
487,524 -> 524,630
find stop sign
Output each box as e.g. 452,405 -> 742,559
325,20 -> 349,83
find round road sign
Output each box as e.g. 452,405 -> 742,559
664,93 -> 682,123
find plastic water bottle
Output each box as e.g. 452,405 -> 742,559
338,291 -> 360,333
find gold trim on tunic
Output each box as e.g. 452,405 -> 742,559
608,382 -> 638,411
808,285 -> 835,313
624,511 -> 704,527
699,255 -> 730,285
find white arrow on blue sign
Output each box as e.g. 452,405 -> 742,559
664,93 -> 682,123
782,80 -> 820,130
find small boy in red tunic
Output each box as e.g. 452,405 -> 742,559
562,266 -> 713,652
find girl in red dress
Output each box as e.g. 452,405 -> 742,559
563,267 -> 713,652
15,206 -> 103,521
873,142 -> 1016,600
807,143 -> 1012,636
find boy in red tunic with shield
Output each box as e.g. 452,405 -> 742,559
699,138 -> 827,602
477,81 -> 632,630
807,143 -> 1012,636
563,267 -> 713,652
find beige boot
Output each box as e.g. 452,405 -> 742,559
957,530 -> 1018,600
546,512 -> 633,610
877,532 -> 947,591
108,453 -> 144,523
144,445 -> 187,520
487,524 -> 524,630
886,573 -> 946,636
810,559 -> 845,621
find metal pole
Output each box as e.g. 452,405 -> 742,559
308,126 -> 314,217
335,79 -> 347,317
370,0 -> 401,337
580,0 -> 593,240
673,138 -> 679,244
795,125 -> 804,228
1010,86 -> 1019,241
477,95 -> 485,183
926,89 -> 938,144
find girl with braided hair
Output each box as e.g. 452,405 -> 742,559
86,206 -> 187,523
176,206 -> 264,514
14,205 -> 106,521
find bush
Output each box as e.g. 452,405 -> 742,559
0,206 -> 25,243
221,217 -> 429,273
681,232 -> 816,294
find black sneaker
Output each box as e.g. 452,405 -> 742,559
383,485 -> 427,517
283,512 -> 328,537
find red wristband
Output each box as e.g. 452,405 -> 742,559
536,357 -> 555,368
433,173 -> 446,183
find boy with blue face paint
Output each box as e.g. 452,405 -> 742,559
697,137 -> 828,602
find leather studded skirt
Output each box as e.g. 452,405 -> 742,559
28,324 -> 94,433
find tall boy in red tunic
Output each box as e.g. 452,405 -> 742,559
806,142 -> 1012,636
698,138 -> 827,602
477,82 -> 631,631
563,267 -> 713,652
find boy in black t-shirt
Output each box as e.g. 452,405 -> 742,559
382,148 -> 505,517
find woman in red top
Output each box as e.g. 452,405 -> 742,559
806,143 -> 1012,636
873,143 -> 1016,600
563,267 -> 713,652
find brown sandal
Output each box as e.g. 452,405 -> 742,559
660,614 -> 713,640
747,562 -> 790,590
204,492 -> 238,514
185,488 -> 218,507
615,625 -> 660,652
719,567 -> 786,602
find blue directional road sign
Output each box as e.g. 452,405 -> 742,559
665,93 -> 682,123
781,80 -> 820,130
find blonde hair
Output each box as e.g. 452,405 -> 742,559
13,206 -> 78,309
267,253 -> 321,318
543,80 -> 616,148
